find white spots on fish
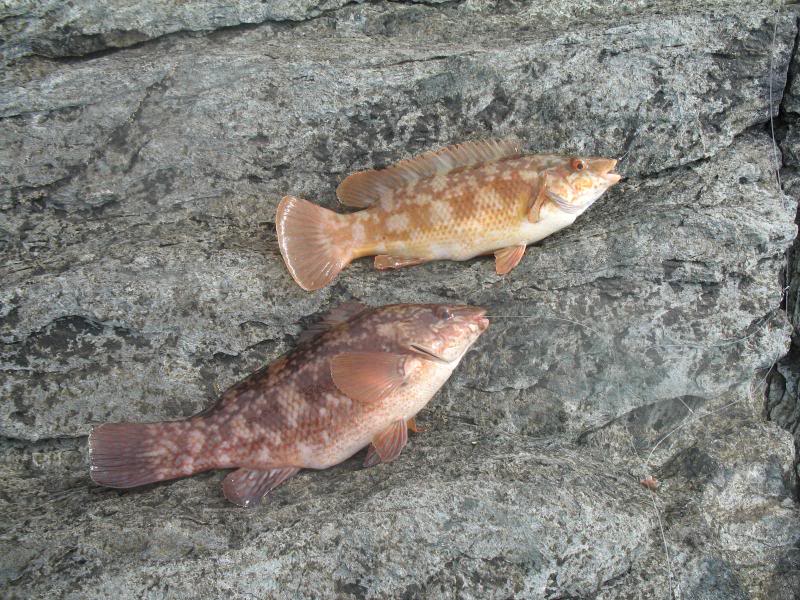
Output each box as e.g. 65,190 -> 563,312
376,322 -> 398,337
351,222 -> 366,244
430,200 -> 453,222
255,447 -> 271,463
379,194 -> 395,211
230,415 -> 248,437
482,162 -> 499,176
430,175 -> 448,192
519,169 -> 539,183
386,213 -> 411,233
285,408 -> 298,428
297,443 -> 316,464
427,242 -> 457,260
187,429 -> 206,454
479,187 -> 505,212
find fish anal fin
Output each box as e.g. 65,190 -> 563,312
337,139 -> 522,208
494,244 -> 527,275
330,352 -> 419,403
298,301 -> 369,344
364,419 -> 409,467
374,255 -> 426,270
222,467 -> 300,508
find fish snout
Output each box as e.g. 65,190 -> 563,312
590,158 -> 622,185
455,306 -> 489,331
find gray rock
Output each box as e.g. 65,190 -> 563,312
1,0 -> 799,598
0,0 -> 354,63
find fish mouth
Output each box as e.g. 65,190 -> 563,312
592,158 -> 622,184
456,306 -> 489,331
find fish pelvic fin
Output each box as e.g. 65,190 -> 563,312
276,196 -> 353,291
89,421 -> 206,489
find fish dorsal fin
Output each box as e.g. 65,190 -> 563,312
336,138 -> 523,208
298,301 -> 368,344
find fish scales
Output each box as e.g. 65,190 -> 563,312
276,140 -> 621,290
351,158 -> 542,260
89,303 -> 488,506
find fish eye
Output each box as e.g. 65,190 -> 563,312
436,307 -> 453,320
571,158 -> 587,171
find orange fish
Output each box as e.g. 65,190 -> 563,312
89,302 -> 488,507
277,139 -> 621,290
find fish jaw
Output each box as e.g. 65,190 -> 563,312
589,158 -> 621,183
451,305 -> 489,333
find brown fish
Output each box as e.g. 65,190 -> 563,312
276,139 -> 621,290
89,302 -> 488,507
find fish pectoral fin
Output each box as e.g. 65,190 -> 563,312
330,352 -> 420,403
494,244 -> 527,275
364,419 -> 409,467
374,255 -> 427,270
222,467 -> 300,508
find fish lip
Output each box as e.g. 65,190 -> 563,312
447,306 -> 489,332
473,308 -> 490,331
459,306 -> 489,331
592,158 -> 622,184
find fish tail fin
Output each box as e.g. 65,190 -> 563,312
276,195 -> 353,291
89,422 -> 203,488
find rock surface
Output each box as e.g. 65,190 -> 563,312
2,1 -> 800,598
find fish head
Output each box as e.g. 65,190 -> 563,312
394,304 -> 489,363
543,157 -> 621,214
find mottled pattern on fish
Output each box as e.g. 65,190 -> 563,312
276,140 -> 621,290
348,156 -> 572,261
89,303 -> 488,506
